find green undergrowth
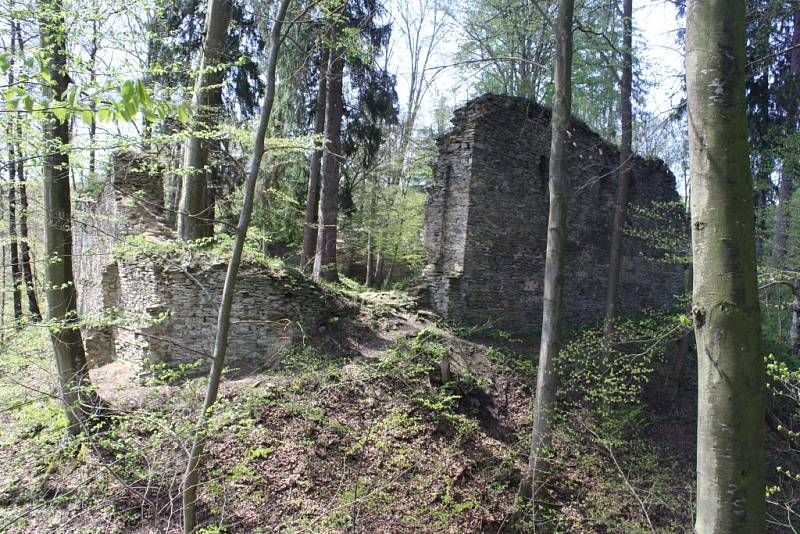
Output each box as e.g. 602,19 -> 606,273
0,306 -> 722,532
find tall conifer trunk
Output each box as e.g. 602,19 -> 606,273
177,0 -> 232,240
603,0 -> 632,334
312,35 -> 344,282
301,47 -> 328,272
687,0 -> 766,530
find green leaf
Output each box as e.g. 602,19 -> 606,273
97,107 -> 113,122
79,109 -> 94,123
51,106 -> 68,123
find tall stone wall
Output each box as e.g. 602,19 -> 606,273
74,151 -> 336,377
423,94 -> 684,332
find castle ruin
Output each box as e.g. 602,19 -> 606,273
422,94 -> 684,332
73,152 -> 334,377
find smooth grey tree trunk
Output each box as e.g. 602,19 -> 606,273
177,0 -> 232,240
687,0 -> 766,531
525,0 -> 574,496
180,0 -> 291,531
40,0 -> 98,436
603,0 -> 632,336
312,39 -> 344,282
301,48 -> 328,272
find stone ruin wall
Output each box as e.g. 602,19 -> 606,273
423,94 -> 685,332
74,152 -> 334,377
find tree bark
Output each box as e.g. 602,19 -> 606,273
772,10 -> 800,268
39,0 -> 98,436
180,1 -> 291,531
301,47 -> 328,272
525,0 -> 574,497
365,231 -> 373,287
312,38 -> 344,282
6,23 -> 22,324
177,0 -> 233,240
13,23 -> 42,322
603,0 -> 632,336
771,169 -> 793,268
7,159 -> 23,324
687,0 -> 766,531
791,280 -> 800,356
16,150 -> 41,322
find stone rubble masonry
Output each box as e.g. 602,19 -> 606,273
423,94 -> 685,332
73,151 -> 334,377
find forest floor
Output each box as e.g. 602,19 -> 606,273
0,283 -> 795,532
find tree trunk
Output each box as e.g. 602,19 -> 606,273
754,187 -> 767,259
312,39 -> 344,282
668,327 -> 692,398
177,0 -> 232,240
771,169 -> 793,268
13,24 -> 42,322
772,10 -> 800,268
603,0 -> 632,336
8,160 -> 23,324
791,280 -> 800,356
39,0 -> 98,436
525,0 -> 575,497
375,253 -> 384,286
365,231 -> 373,287
686,0 -> 766,530
6,24 -> 22,324
167,169 -> 182,228
16,151 -> 41,322
301,48 -> 328,272
88,15 -> 98,178
181,1 -> 290,531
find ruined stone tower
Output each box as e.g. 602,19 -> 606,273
422,94 -> 684,332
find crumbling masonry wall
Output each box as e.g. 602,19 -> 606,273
74,152 -> 334,376
423,94 -> 684,332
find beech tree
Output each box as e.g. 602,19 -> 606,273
181,0 -> 291,530
177,0 -> 233,240
39,0 -> 98,436
525,0 -> 574,495
686,0 -> 766,531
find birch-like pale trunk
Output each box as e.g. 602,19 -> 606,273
525,0 -> 574,496
39,0 -> 98,436
177,0 -> 233,240
603,0 -> 632,335
687,0 -> 766,531
180,0 -> 291,531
